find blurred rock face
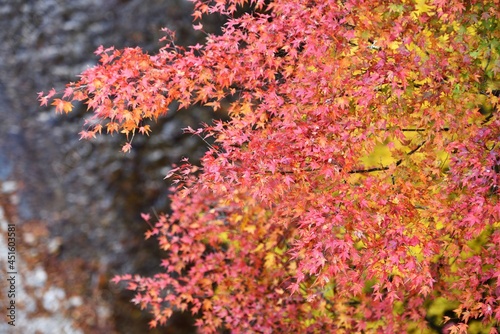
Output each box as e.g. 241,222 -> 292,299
0,0 -> 217,332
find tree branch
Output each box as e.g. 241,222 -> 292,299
348,140 -> 427,174
264,140 -> 428,175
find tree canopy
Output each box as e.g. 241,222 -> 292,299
40,0 -> 499,332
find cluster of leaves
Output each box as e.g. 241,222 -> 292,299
40,0 -> 500,332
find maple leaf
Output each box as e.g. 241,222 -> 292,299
138,125 -> 151,136
121,142 -> 132,153
51,98 -> 73,114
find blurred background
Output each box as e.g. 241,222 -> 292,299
0,0 -> 222,332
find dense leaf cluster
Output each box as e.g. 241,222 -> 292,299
40,0 -> 499,332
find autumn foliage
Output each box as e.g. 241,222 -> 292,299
39,0 -> 500,332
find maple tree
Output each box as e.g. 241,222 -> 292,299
39,0 -> 500,332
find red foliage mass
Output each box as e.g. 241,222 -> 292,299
41,0 -> 499,332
